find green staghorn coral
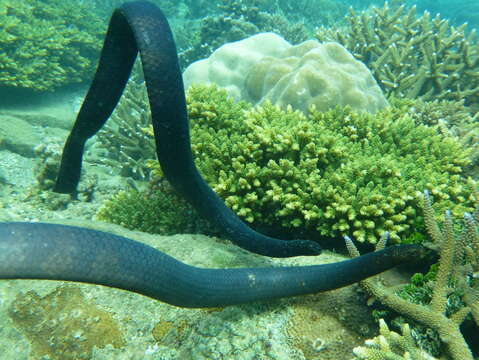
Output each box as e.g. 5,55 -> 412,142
316,3 -> 479,111
346,186 -> 479,360
0,0 -> 104,91
98,84 -> 473,245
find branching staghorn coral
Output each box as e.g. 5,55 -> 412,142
353,319 -> 439,360
346,186 -> 479,360
316,2 -> 479,111
0,0 -> 104,91
95,63 -> 156,180
178,0 -> 310,69
99,84 -> 474,245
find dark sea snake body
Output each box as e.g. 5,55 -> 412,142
0,1 -> 426,307
0,222 -> 424,308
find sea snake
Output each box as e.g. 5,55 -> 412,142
0,1 -> 426,307
52,0 -> 320,258
0,222 -> 425,307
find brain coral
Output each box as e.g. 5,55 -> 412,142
0,0 -> 103,91
183,32 -> 388,114
101,84 -> 474,246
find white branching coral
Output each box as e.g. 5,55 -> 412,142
353,319 -> 438,360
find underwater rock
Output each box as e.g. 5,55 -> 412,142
183,32 -> 388,114
0,115 -> 45,158
0,150 -> 34,188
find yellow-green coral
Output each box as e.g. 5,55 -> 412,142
96,179 -> 216,235
101,84 -> 473,245
191,85 -> 473,243
316,3 -> 479,110
390,97 -> 479,177
0,0 -> 104,91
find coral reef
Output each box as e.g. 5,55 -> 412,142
182,0 -> 218,19
413,0 -> 479,30
91,0 -> 180,19
345,186 -> 479,359
183,32 -> 292,105
391,98 -> 476,129
99,84 -> 473,245
246,40 -> 388,113
184,33 -> 389,114
0,0 -> 104,91
316,3 -> 479,111
178,0 -> 310,69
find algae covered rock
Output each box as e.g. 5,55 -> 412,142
8,286 -> 126,360
0,0 -> 104,91
183,32 -> 388,114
